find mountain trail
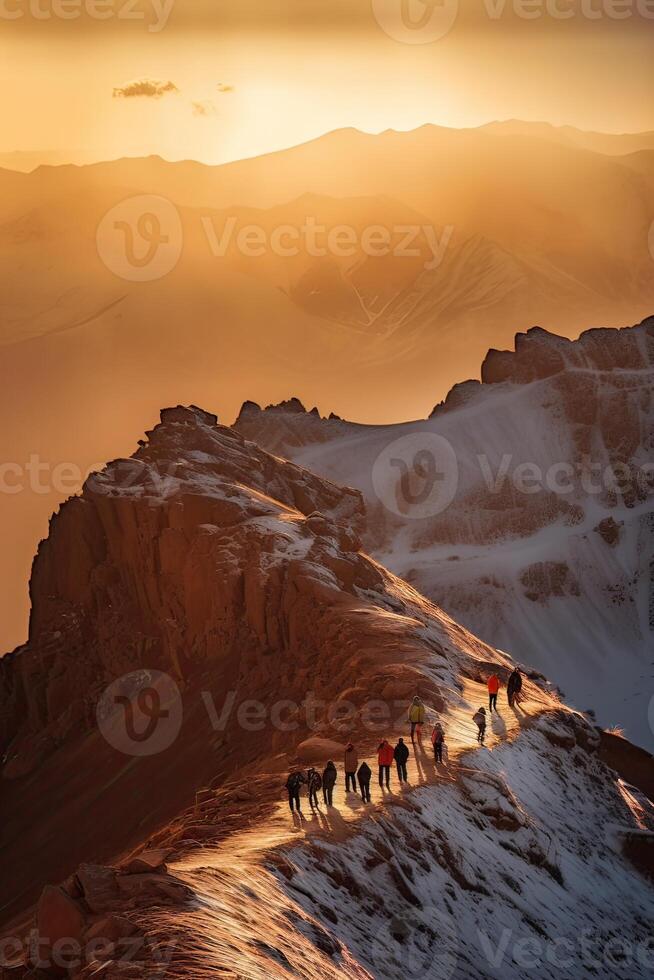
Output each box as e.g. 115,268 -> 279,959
135,679 -> 570,980
178,676 -> 546,872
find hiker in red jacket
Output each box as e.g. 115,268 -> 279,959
487,673 -> 501,712
377,739 -> 394,790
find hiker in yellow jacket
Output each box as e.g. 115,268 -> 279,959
408,696 -> 426,742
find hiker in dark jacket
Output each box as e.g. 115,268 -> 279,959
473,707 -> 486,744
507,668 -> 523,707
307,767 -> 322,808
344,742 -> 358,793
357,761 -> 372,803
394,738 -> 410,783
322,761 -> 337,806
285,770 -> 306,812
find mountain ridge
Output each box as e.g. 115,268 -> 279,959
6,118 -> 654,178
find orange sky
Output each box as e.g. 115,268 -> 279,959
0,0 -> 653,166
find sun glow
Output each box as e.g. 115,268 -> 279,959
1,7 -> 653,168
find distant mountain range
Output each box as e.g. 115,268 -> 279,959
0,120 -> 652,653
0,149 -> 101,172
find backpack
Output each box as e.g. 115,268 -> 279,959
286,772 -> 303,792
309,771 -> 322,791
432,725 -> 444,744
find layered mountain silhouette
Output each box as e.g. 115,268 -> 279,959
0,121 -> 653,652
2,121 -> 653,352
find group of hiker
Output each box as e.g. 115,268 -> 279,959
473,667 -> 524,743
284,697 -> 450,813
285,734 -> 442,812
285,670 -> 524,813
407,695 -> 447,764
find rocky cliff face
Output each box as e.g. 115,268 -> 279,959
481,319 -> 654,384
234,318 -> 654,749
0,405 -> 368,776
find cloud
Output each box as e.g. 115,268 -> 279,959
217,83 -> 235,93
192,100 -> 217,117
113,79 -> 179,99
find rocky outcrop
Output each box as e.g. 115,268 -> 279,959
520,561 -> 581,602
595,515 -> 623,546
481,317 -> 654,385
599,729 -> 654,801
236,397 -> 315,421
0,406 -> 367,773
235,398 -> 354,458
6,856 -> 189,979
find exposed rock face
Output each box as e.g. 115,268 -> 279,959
481,318 -> 654,385
233,318 -> 654,748
12,861 -> 187,978
520,561 -> 581,602
599,729 -> 654,802
0,406 -> 367,772
595,515 -> 623,546
236,397 -> 313,419
235,397 -> 354,458
37,884 -> 86,947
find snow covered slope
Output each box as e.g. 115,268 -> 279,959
235,319 -> 654,749
138,688 -> 654,980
